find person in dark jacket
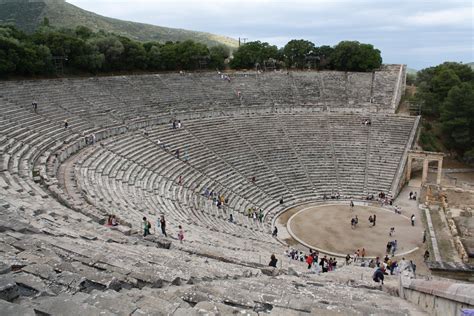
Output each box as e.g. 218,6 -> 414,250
373,267 -> 385,284
269,254 -> 278,267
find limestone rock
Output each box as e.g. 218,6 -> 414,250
0,300 -> 36,316
0,276 -> 19,301
144,234 -> 172,249
261,267 -> 280,276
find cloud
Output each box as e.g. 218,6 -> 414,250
404,7 -> 473,26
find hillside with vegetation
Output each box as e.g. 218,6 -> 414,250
0,0 -> 238,48
412,62 -> 474,163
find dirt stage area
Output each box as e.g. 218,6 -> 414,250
288,204 -> 423,258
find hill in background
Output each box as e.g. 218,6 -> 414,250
0,0 -> 238,48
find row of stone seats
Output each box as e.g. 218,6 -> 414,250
72,133 -> 276,242
65,113 -> 416,234
0,67 -> 404,121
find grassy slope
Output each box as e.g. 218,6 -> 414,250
0,0 -> 238,48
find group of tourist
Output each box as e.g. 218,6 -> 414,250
247,207 -> 264,222
141,215 -> 184,243
408,191 -> 418,200
202,189 -> 229,209
350,215 -> 359,228
282,249 -> 338,273
386,240 -> 398,256
171,119 -> 182,129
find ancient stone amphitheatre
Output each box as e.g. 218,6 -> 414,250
0,65 -> 471,315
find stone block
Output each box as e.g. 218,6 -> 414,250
0,276 -> 19,301
144,235 -> 172,249
261,267 -> 280,276
0,300 -> 36,316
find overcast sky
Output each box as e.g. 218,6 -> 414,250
67,0 -> 473,69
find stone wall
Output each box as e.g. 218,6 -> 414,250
400,277 -> 474,316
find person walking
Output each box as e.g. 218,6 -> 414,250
373,214 -> 376,226
423,230 -> 427,243
411,214 -> 416,226
350,200 -> 354,211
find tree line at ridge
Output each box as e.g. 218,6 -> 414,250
0,22 -> 382,77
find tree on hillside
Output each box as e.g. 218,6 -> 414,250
230,41 -> 279,69
415,62 -> 472,117
440,82 -> 474,161
331,41 -> 382,72
283,39 -> 315,69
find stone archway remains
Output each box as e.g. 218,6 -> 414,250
406,150 -> 444,185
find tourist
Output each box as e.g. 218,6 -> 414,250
350,200 -> 354,211
354,249 -> 360,262
373,267 -> 385,285
269,254 -> 278,267
410,260 -> 417,277
229,213 -> 234,223
106,215 -> 113,226
373,214 -> 376,226
160,215 -> 167,237
409,191 -> 413,200
386,241 -> 392,254
143,217 -> 151,237
361,248 -> 366,259
368,259 -> 376,268
351,217 -> 356,229
178,225 -> 184,243
368,215 -> 373,226
32,101 -> 37,113
413,192 -> 417,200
175,148 -> 180,159
391,240 -> 397,256
345,254 -> 351,265
375,256 -> 381,267
177,120 -> 182,128
423,230 -> 427,243
411,214 -> 416,226
64,119 -> 69,129
280,197 -> 284,204
354,215 -> 358,227
306,253 -> 313,269
424,250 -> 430,261
111,215 -> 118,226
320,256 -> 328,273
332,258 -> 337,271
272,226 -> 278,237
389,227 -> 395,236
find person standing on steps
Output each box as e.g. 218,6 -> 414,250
269,254 -> 278,267
272,226 -> 278,237
178,225 -> 184,243
143,216 -> 151,237
64,119 -> 69,129
159,215 -> 167,237
423,230 -> 427,243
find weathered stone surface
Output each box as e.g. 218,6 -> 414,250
261,267 -> 280,276
0,261 -> 10,275
0,276 -> 19,301
0,300 -> 36,316
144,235 -> 172,249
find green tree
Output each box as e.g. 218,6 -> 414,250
230,41 -> 279,69
283,39 -> 315,69
440,83 -> 474,160
209,45 -> 230,70
331,41 -> 382,72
